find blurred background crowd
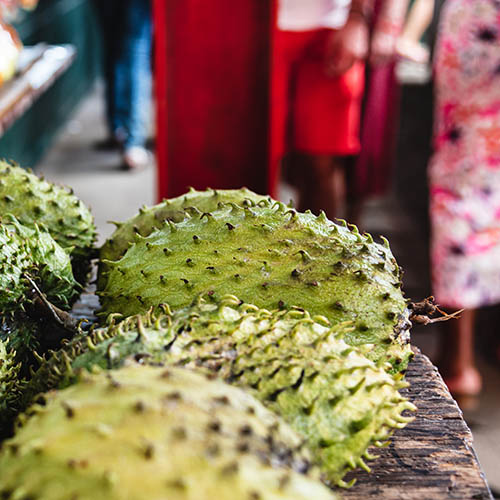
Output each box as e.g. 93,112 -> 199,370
1,0 -> 500,494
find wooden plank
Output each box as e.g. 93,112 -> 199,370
73,292 -> 492,498
342,350 -> 493,499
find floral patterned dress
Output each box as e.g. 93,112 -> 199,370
430,0 -> 500,308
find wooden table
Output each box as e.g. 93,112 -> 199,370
73,292 -> 493,499
0,44 -> 76,137
342,350 -> 493,499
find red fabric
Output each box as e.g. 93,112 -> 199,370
153,0 -> 168,201
154,1 -> 274,200
354,0 -> 401,200
354,62 -> 399,198
268,28 -> 364,194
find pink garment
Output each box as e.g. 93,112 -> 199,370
354,0 -> 401,198
354,61 -> 399,198
430,0 -> 500,308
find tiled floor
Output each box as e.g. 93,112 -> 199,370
35,86 -> 500,497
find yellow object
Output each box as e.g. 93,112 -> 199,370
0,21 -> 22,86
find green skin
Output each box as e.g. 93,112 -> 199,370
99,201 -> 412,371
0,314 -> 40,369
0,218 -> 79,313
0,161 -> 96,285
25,297 -> 416,486
0,365 -> 337,500
0,219 -> 80,435
98,187 -> 271,289
0,317 -> 36,439
0,338 -> 24,435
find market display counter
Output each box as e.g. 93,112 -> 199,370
74,291 -> 493,499
343,350 -> 493,499
0,44 -> 75,137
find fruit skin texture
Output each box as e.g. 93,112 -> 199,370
0,364 -> 337,500
0,161 -> 96,285
0,217 -> 79,314
98,187 -> 271,289
0,218 -> 80,435
0,338 -> 25,434
98,200 -> 412,371
26,297 -> 415,486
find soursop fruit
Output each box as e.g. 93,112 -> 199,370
0,160 -> 96,285
98,187 -> 271,289
98,200 -> 412,371
0,216 -> 79,314
0,364 -> 337,500
25,296 -> 415,485
0,218 -> 81,436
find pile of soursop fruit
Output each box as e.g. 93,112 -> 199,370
0,160 -> 418,499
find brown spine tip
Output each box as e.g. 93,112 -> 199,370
207,420 -> 222,433
239,424 -> 253,436
167,478 -> 186,490
143,443 -> 155,460
212,395 -> 229,405
165,391 -> 182,401
61,401 -> 75,418
220,462 -> 239,475
134,400 -> 146,413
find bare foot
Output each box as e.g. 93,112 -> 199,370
396,37 -> 430,64
443,366 -> 482,397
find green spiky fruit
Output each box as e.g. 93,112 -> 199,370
0,318 -> 34,438
0,314 -> 40,369
0,364 -> 337,500
25,297 -> 415,485
98,187 -> 271,289
0,217 -> 80,313
0,218 -> 80,436
0,161 -> 96,285
0,338 -> 25,435
98,200 -> 411,370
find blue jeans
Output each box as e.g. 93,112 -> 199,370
99,0 -> 152,149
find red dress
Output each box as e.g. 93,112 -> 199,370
269,27 -> 365,192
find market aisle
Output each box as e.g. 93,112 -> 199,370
36,84 -> 155,246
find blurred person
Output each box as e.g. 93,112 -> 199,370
396,0 -> 435,63
273,0 -> 372,219
96,0 -> 152,171
428,0 -> 500,398
352,0 -> 411,224
274,0 -> 410,221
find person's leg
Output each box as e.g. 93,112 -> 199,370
343,155 -> 362,226
271,31 -> 308,196
290,30 -> 364,218
120,0 -> 152,168
291,153 -> 346,218
438,309 -> 482,396
95,0 -> 127,144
